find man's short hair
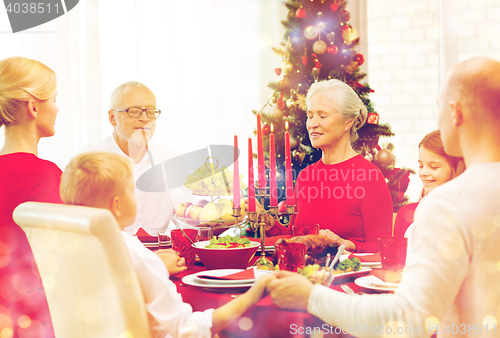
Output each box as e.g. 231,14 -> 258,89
60,152 -> 133,208
108,81 -> 154,110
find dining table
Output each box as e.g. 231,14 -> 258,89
169,252 -> 391,338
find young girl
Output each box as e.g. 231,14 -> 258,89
393,130 -> 465,237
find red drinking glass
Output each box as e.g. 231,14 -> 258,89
275,241 -> 307,272
378,237 -> 407,271
171,229 -> 198,269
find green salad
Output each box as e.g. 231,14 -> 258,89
205,236 -> 251,249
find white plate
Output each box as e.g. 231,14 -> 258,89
194,269 -> 256,285
340,253 -> 381,267
354,275 -> 398,291
182,269 -> 273,289
331,266 -> 372,279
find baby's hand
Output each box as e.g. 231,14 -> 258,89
155,249 -> 187,276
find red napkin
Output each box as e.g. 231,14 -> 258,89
246,235 -> 292,247
197,269 -> 255,280
370,269 -> 402,283
135,228 -> 158,243
348,252 -> 381,262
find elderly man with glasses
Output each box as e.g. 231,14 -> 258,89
82,81 -> 186,235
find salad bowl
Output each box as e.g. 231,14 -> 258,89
193,238 -> 259,270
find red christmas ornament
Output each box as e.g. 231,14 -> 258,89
276,92 -> 285,110
296,8 -> 307,19
330,3 -> 339,12
301,56 -> 309,65
327,45 -> 338,54
367,112 -> 380,125
275,68 -> 282,76
341,25 -> 349,32
341,9 -> 350,22
262,124 -> 271,136
354,53 -> 365,65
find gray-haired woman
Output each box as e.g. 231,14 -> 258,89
267,78 -> 393,253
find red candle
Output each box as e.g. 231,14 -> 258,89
248,137 -> 256,212
285,121 -> 294,206
233,134 -> 240,208
269,124 -> 277,207
256,113 -> 266,190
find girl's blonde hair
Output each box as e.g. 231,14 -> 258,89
0,56 -> 57,127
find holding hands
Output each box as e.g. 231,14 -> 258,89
155,249 -> 187,275
266,271 -> 313,311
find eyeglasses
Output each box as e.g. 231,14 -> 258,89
112,107 -> 161,118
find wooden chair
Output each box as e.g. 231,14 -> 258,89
13,202 -> 151,338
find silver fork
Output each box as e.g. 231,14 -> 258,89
341,285 -> 363,295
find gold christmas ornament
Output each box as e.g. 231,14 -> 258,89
304,25 -> 319,40
270,105 -> 284,119
286,98 -> 295,108
342,27 -> 359,43
293,149 -> 306,165
376,148 -> 393,165
312,40 -> 327,54
282,60 -> 294,74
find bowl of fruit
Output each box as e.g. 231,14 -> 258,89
174,197 -> 246,236
193,236 -> 259,270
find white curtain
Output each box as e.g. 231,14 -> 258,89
0,0 -> 287,177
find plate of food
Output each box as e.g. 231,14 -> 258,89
340,253 -> 381,267
182,269 -> 272,289
193,268 -> 258,285
299,263 -> 372,286
354,275 -> 398,292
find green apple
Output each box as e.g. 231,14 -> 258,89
175,202 -> 193,218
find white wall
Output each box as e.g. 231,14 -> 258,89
366,0 -> 500,202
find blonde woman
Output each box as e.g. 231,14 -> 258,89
0,56 -> 61,337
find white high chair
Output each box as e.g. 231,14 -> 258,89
13,202 -> 151,338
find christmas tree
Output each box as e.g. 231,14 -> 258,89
255,0 -> 413,212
